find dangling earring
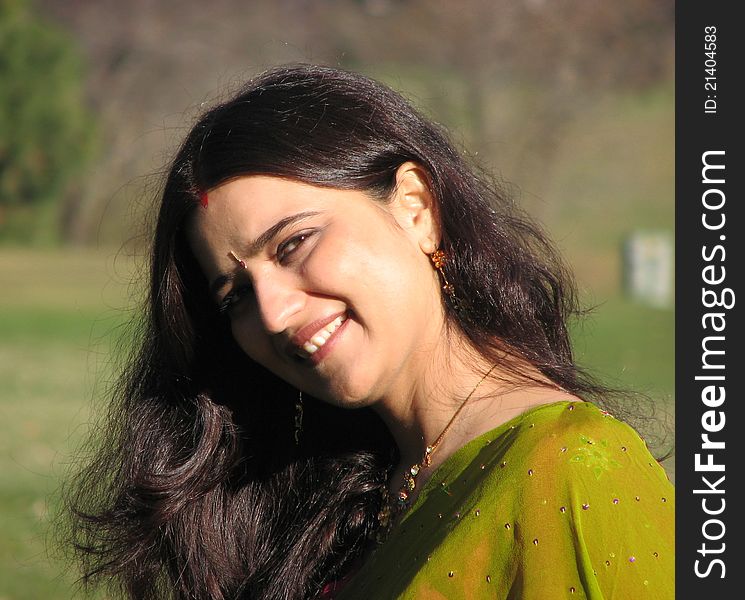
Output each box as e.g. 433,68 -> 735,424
430,249 -> 457,303
294,391 -> 304,446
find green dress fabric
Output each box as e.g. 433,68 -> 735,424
335,401 -> 674,599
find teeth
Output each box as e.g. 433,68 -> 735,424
311,334 -> 327,346
300,315 -> 346,356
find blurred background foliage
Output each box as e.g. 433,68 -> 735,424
0,0 -> 96,244
0,0 -> 673,597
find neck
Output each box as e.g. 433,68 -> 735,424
370,328 -> 498,472
371,328 -> 573,491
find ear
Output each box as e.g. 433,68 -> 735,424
388,162 -> 439,254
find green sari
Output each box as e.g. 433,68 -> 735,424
336,401 -> 674,599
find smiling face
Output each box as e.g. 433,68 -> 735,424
186,166 -> 447,408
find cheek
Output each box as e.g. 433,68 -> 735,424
319,240 -> 383,301
315,227 -> 431,318
301,230 -> 374,294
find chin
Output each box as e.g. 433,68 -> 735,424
314,380 -> 378,410
336,395 -> 378,411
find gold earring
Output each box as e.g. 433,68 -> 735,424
430,249 -> 456,301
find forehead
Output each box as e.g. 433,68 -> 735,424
193,175 -> 396,230
186,176 -> 390,252
200,176 -> 325,223
189,177 -> 317,241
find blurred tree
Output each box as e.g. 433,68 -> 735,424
0,0 -> 96,243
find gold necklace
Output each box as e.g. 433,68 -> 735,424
376,364 -> 498,543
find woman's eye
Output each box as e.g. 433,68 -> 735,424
277,230 -> 314,263
218,284 -> 252,315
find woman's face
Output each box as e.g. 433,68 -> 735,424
187,167 -> 445,407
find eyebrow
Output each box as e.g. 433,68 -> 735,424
208,210 -> 321,296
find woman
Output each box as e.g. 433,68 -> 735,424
68,64 -> 674,599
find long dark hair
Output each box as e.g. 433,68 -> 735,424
67,64 -> 612,600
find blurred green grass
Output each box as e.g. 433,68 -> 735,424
0,249 -> 134,599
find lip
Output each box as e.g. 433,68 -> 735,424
287,310 -> 348,363
303,315 -> 349,366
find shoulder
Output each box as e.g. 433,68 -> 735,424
520,399 -> 639,444
499,400 -> 657,473
344,401 -> 674,599
473,400 -> 672,509
474,400 -> 674,562
473,400 -> 674,597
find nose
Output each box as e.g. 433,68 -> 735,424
252,270 -> 305,335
